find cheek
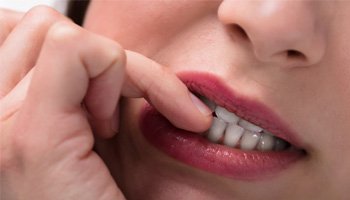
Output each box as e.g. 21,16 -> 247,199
84,1 -> 157,50
84,1 -> 219,56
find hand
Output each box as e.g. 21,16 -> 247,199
0,6 -> 212,200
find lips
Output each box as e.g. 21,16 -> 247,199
139,72 -> 305,180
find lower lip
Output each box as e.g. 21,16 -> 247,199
140,104 -> 304,180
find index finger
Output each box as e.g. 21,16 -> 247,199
123,51 -> 212,133
0,8 -> 23,45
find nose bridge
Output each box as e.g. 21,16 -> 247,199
218,0 -> 327,68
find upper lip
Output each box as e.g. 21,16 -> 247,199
177,71 -> 304,149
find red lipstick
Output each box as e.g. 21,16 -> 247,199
139,72 -> 305,180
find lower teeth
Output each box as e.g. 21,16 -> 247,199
198,94 -> 291,152
205,116 -> 291,152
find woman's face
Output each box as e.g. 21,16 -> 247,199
84,1 -> 350,199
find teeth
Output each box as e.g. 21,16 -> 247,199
215,106 -> 240,124
198,95 -> 291,152
240,131 -> 261,150
223,124 -> 244,147
257,133 -> 275,151
238,119 -> 263,132
207,117 -> 227,143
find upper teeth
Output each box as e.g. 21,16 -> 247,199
200,96 -> 290,152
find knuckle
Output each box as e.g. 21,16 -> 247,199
111,43 -> 126,67
46,21 -> 81,47
85,37 -> 126,76
24,5 -> 64,26
97,41 -> 126,77
26,5 -> 59,19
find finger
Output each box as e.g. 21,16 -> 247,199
21,21 -> 125,140
0,6 -> 70,98
0,8 -> 23,45
0,67 -> 34,121
8,22 -> 126,199
123,51 -> 213,133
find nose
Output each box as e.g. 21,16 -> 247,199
218,0 -> 329,68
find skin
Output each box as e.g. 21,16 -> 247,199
1,0 -> 350,199
0,4 -> 210,200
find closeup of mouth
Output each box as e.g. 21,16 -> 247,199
139,72 -> 306,180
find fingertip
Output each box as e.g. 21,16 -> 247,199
189,92 -> 213,116
123,50 -> 213,133
171,107 -> 213,134
192,114 -> 213,133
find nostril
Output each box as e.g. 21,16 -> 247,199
230,24 -> 249,40
287,50 -> 306,60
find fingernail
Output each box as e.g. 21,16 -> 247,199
190,93 -> 212,116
